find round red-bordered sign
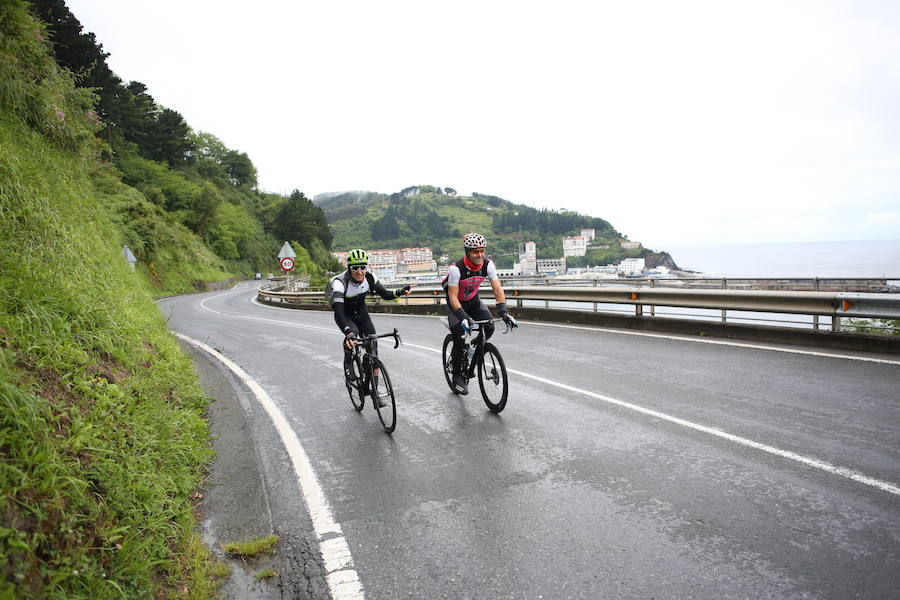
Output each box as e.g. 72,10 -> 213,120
280,257 -> 295,271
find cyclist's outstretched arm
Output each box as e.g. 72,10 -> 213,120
372,278 -> 411,301
490,278 -> 507,305
371,275 -> 394,301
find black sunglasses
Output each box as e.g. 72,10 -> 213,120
350,264 -> 367,271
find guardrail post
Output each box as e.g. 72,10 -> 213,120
832,315 -> 841,332
721,278 -> 727,323
636,304 -> 643,317
813,278 -> 820,330
650,279 -> 656,317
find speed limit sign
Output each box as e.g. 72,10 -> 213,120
280,257 -> 295,271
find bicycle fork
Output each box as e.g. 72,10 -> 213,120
361,354 -> 380,394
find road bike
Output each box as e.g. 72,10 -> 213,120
442,318 -> 516,413
344,328 -> 402,434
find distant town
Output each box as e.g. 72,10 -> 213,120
332,228 -> 674,282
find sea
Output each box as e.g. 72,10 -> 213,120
526,239 -> 900,329
663,239 -> 900,279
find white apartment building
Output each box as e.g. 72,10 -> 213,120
537,258 -> 566,275
400,247 -> 433,263
371,266 -> 396,280
620,241 -> 641,250
580,228 -> 596,242
562,236 -> 587,257
396,260 -> 437,275
618,257 -> 646,275
515,241 -> 537,275
369,249 -> 400,268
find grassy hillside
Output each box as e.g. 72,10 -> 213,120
1,3 -> 224,597
26,0 -> 339,291
316,186 -> 663,268
89,156 -> 236,295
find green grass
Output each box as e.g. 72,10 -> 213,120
222,535 -> 279,558
0,4 -> 227,596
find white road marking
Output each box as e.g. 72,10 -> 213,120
176,333 -> 365,600
198,293 -> 900,497
400,340 -> 900,497
511,368 -> 900,497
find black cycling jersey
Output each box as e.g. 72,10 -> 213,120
331,269 -> 397,332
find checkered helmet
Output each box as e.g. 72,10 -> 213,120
463,232 -> 487,250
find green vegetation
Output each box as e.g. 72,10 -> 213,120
318,186 -> 665,269
255,569 -> 277,581
0,1 -> 274,597
222,535 -> 279,558
845,318 -> 900,335
24,0 -> 339,292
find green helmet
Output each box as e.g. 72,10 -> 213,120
347,248 -> 369,266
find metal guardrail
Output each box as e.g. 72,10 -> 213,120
257,280 -> 900,334
401,275 -> 900,293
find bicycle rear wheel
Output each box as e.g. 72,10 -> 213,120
478,342 -> 508,413
370,358 -> 397,433
346,356 -> 364,412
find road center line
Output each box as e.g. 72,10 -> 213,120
401,341 -> 900,498
203,293 -> 900,497
176,333 -> 365,600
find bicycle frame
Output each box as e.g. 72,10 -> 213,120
441,317 -> 514,413
349,328 -> 401,391
345,327 -> 402,433
450,318 -> 514,378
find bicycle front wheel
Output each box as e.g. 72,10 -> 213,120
370,358 -> 397,434
346,356 -> 364,412
441,334 -> 455,391
477,342 -> 508,413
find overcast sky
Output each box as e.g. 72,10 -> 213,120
65,0 -> 899,249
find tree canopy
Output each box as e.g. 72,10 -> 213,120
27,0 -> 336,278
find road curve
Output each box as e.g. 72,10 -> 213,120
160,283 -> 900,600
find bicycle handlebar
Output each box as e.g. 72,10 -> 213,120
441,317 -> 518,335
468,318 -> 518,335
350,328 -> 402,349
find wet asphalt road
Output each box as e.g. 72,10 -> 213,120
159,283 -> 900,600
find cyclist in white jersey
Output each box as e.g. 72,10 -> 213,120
441,232 -> 515,395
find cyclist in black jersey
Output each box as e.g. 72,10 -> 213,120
331,249 -> 411,389
442,233 -> 515,395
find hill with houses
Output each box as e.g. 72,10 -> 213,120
316,186 -> 678,275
